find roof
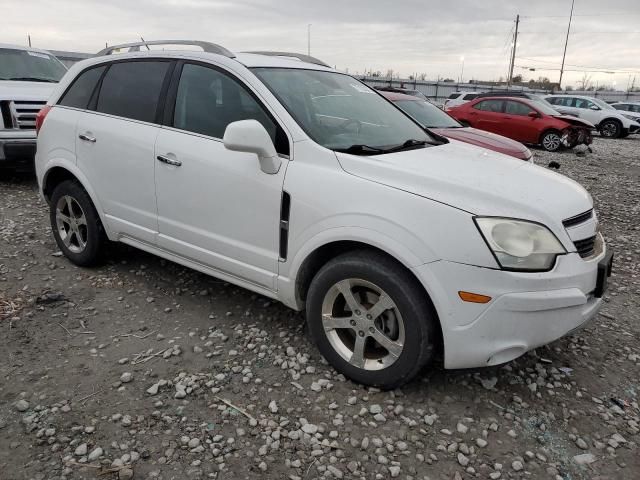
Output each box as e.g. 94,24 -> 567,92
378,91 -> 422,102
0,43 -> 55,55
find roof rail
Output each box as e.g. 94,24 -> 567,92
243,51 -> 330,68
97,40 -> 235,58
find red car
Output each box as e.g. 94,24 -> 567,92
447,96 -> 594,152
380,91 -> 533,161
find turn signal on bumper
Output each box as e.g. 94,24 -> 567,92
458,291 -> 492,304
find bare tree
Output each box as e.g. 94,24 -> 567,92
578,73 -> 593,91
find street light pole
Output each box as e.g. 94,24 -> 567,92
460,56 -> 465,84
559,0 -> 575,90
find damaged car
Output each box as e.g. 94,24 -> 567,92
447,96 -> 594,152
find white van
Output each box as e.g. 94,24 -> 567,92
36,41 -> 612,388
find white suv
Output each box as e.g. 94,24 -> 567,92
36,40 -> 613,388
1,43 -> 67,172
443,91 -> 479,110
545,94 -> 640,138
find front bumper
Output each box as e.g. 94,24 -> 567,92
0,134 -> 37,171
413,247 -> 609,369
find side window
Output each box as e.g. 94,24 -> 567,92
448,93 -> 461,99
474,100 -> 503,112
632,105 -> 640,113
613,104 -> 628,111
547,97 -> 559,105
96,61 -> 170,123
173,63 -> 289,155
505,101 -> 533,116
574,98 -> 589,109
58,66 -> 106,109
463,93 -> 477,100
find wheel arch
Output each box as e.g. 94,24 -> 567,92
289,239 -> 444,353
41,163 -> 113,240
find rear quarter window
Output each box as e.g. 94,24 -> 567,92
58,66 -> 106,109
96,61 -> 171,123
463,93 -> 478,100
447,93 -> 461,99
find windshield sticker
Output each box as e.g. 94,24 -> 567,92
350,83 -> 374,94
27,51 -> 51,59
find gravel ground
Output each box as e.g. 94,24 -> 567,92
0,135 -> 639,480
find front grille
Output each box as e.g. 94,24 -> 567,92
574,235 -> 596,258
563,209 -> 593,228
8,100 -> 47,130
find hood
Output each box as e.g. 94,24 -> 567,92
336,141 -> 592,240
0,80 -> 57,102
431,127 -> 531,160
552,114 -> 595,129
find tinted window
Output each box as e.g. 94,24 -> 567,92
173,63 -> 288,154
474,100 -> 503,112
96,61 -> 170,123
59,66 -> 106,109
505,100 -> 533,116
463,93 -> 478,100
448,93 -> 461,99
632,105 -> 640,113
613,104 -> 628,111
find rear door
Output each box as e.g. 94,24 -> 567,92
470,99 -> 506,135
502,100 -> 540,143
75,59 -> 173,245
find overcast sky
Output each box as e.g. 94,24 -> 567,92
3,0 -> 640,88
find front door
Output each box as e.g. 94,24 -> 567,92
154,62 -> 290,290
501,100 -> 540,143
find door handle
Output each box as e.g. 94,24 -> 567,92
157,155 -> 182,167
78,133 -> 96,143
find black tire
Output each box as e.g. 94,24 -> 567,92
306,250 -> 437,389
540,130 -> 562,152
599,119 -> 622,138
49,180 -> 106,267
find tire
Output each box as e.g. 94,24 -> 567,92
599,119 -> 622,138
540,130 -> 562,152
306,250 -> 437,389
49,180 -> 106,267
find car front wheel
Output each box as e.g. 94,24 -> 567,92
541,131 -> 562,152
306,250 -> 437,389
599,119 -> 622,138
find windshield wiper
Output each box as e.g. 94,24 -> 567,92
6,76 -> 58,83
383,139 -> 429,153
334,144 -> 387,155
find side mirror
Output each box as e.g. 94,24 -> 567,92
528,111 -> 540,118
589,105 -> 600,111
223,120 -> 281,174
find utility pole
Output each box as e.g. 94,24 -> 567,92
28,34 -> 31,47
507,14 -> 520,86
559,0 -> 575,90
307,24 -> 311,56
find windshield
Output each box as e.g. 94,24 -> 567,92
592,98 -> 615,110
529,99 -> 561,116
0,48 -> 66,82
395,99 -> 461,128
252,68 -> 433,152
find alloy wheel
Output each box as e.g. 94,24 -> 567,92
320,278 -> 405,371
55,195 -> 88,254
601,122 -> 619,138
542,133 -> 561,151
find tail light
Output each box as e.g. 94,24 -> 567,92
35,105 -> 52,135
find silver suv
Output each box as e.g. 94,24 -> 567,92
0,43 -> 66,172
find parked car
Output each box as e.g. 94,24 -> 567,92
36,40 -> 612,389
545,95 -> 640,138
0,43 -> 67,173
448,96 -> 594,152
610,102 -> 640,122
374,86 -> 428,101
443,91 -> 479,110
380,91 -> 533,161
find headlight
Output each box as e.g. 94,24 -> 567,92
475,217 -> 566,271
622,113 -> 637,121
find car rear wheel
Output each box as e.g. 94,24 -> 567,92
600,119 -> 621,138
306,250 -> 437,389
50,180 -> 106,266
541,131 -> 562,152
